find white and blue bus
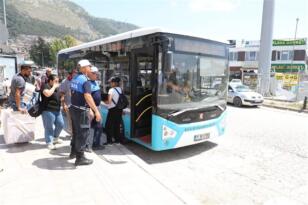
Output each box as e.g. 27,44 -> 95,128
58,28 -> 229,151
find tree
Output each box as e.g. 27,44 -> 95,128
50,35 -> 78,65
29,37 -> 52,67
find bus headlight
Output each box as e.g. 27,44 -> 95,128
162,125 -> 177,141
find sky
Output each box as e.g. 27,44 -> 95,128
71,0 -> 308,42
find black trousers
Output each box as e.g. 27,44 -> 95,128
69,106 -> 90,157
105,107 -> 122,143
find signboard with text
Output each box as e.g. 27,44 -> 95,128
275,73 -> 299,87
271,64 -> 306,73
273,39 -> 306,46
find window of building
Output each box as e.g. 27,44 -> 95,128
276,51 -> 294,61
245,51 -> 257,61
229,52 -> 238,61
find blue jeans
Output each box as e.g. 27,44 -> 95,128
41,110 -> 64,144
88,122 -> 103,148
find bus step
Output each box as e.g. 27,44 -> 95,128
139,135 -> 151,144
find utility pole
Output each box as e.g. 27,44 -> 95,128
258,0 -> 275,96
3,0 -> 8,45
3,0 -> 6,26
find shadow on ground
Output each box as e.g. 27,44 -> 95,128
35,135 -> 71,143
32,157 -> 76,170
94,145 -> 128,165
48,145 -> 71,157
124,141 -> 218,164
0,134 -> 47,153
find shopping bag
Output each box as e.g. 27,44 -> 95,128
1,109 -> 35,144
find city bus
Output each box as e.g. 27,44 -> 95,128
57,28 -> 229,151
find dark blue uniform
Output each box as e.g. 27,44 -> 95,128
69,73 -> 92,158
87,81 -> 102,149
89,81 -> 101,106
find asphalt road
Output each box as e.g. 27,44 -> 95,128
125,106 -> 308,205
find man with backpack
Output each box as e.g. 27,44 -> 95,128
104,77 -> 127,144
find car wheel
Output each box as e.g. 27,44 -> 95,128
233,97 -> 242,107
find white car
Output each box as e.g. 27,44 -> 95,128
227,84 -> 264,107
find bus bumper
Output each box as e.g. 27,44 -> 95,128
151,111 -> 226,151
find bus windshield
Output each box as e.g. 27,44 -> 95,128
157,52 -> 228,112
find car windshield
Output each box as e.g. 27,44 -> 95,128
235,85 -> 251,92
157,52 -> 228,112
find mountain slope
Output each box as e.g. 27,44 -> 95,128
0,0 -> 138,41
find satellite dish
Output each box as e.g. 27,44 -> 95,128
0,23 -> 9,43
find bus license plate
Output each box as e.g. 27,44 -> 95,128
194,133 -> 210,141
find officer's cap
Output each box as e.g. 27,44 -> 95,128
78,59 -> 92,68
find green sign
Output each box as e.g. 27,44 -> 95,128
271,64 -> 306,73
273,39 -> 306,46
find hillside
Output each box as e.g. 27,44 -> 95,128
0,0 -> 138,41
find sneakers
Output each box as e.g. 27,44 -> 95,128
53,138 -> 63,145
47,143 -> 56,150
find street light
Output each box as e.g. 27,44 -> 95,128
293,17 -> 300,101
294,18 -> 299,40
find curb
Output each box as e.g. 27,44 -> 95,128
261,104 -> 308,114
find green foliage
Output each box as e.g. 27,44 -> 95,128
50,35 -> 78,65
29,37 -> 52,67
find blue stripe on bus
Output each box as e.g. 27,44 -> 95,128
99,105 -> 226,151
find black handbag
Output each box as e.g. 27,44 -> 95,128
28,92 -> 44,117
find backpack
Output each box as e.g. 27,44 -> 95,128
112,88 -> 128,109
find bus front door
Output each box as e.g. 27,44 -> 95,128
130,47 -> 154,145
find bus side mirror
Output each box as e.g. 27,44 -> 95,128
164,51 -> 173,72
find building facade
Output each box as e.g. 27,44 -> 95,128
229,38 -> 307,94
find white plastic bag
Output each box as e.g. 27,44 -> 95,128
1,109 -> 35,144
23,82 -> 36,105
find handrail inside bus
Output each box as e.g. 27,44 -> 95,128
136,93 -> 152,106
136,106 -> 152,122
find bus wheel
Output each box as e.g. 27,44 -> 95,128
233,97 -> 242,107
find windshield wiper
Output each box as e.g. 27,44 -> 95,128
168,107 -> 200,117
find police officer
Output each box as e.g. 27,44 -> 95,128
86,66 -> 104,151
69,59 -> 102,166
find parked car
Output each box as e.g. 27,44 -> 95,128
227,84 -> 263,107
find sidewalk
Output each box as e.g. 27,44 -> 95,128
262,98 -> 308,113
0,117 -> 201,205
